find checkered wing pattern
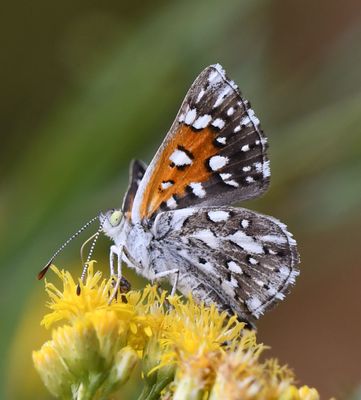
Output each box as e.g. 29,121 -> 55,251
150,207 -> 299,323
131,64 -> 269,223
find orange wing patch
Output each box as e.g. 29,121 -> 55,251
140,125 -> 218,219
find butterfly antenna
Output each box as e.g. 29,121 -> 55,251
77,214 -> 106,294
38,215 -> 99,280
76,226 -> 103,295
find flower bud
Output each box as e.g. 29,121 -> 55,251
101,346 -> 138,395
33,342 -> 74,399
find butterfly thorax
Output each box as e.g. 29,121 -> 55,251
124,222 -> 153,278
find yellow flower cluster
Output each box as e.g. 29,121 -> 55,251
33,262 -> 320,400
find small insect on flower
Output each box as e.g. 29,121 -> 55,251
39,64 -> 300,327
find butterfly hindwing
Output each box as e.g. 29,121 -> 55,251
150,207 -> 299,322
131,64 -> 269,223
122,159 -> 147,218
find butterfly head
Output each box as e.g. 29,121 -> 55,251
100,209 -> 125,240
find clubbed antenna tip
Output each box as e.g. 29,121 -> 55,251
38,259 -> 53,280
76,284 -> 81,296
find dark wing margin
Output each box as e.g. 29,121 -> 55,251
122,159 -> 147,218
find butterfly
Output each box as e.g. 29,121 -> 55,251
40,64 -> 299,326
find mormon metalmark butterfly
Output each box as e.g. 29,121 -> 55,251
40,64 -> 299,326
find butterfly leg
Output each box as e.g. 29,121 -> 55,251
109,244 -> 120,276
152,269 -> 179,297
108,245 -> 123,304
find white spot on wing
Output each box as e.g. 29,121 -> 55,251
207,210 -> 230,222
249,257 -> 258,265
259,235 -> 287,244
161,181 -> 173,190
254,162 -> 262,173
169,149 -> 193,167
216,136 -> 227,145
209,155 -> 228,171
166,196 -> 177,209
267,287 -> 277,296
289,270 -> 300,283
184,108 -> 197,125
200,262 -> 216,274
263,160 -> 271,178
189,182 -> 206,198
211,118 -> 225,129
220,173 -> 231,180
241,144 -> 250,152
227,261 -> 243,274
242,166 -> 251,172
208,69 -> 222,84
221,281 -> 235,298
246,176 -> 254,183
191,229 -> 219,249
227,107 -> 235,116
193,114 -> 212,129
240,109 -> 260,126
246,296 -> 263,317
234,126 -> 241,133
196,89 -> 206,103
228,80 -> 238,91
229,276 -> 238,288
219,173 -> 239,187
241,219 -> 249,229
213,86 -> 232,108
224,179 -> 239,187
227,231 -> 264,254
279,266 -> 290,277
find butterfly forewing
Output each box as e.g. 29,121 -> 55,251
122,159 -> 147,219
150,207 -> 299,322
131,64 -> 269,223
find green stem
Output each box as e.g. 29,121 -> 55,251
75,383 -> 93,400
74,373 -> 107,400
137,374 -> 174,400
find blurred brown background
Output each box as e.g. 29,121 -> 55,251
1,0 -> 361,399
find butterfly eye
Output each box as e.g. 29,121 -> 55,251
109,210 -> 122,227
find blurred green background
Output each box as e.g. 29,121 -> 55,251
1,0 -> 361,398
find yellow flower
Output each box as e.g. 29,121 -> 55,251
156,296 -> 245,399
42,262 -> 133,329
33,262 -> 322,400
34,264 -> 166,399
33,310 -> 138,399
209,347 -> 320,400
126,285 -> 168,351
33,341 -> 74,399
